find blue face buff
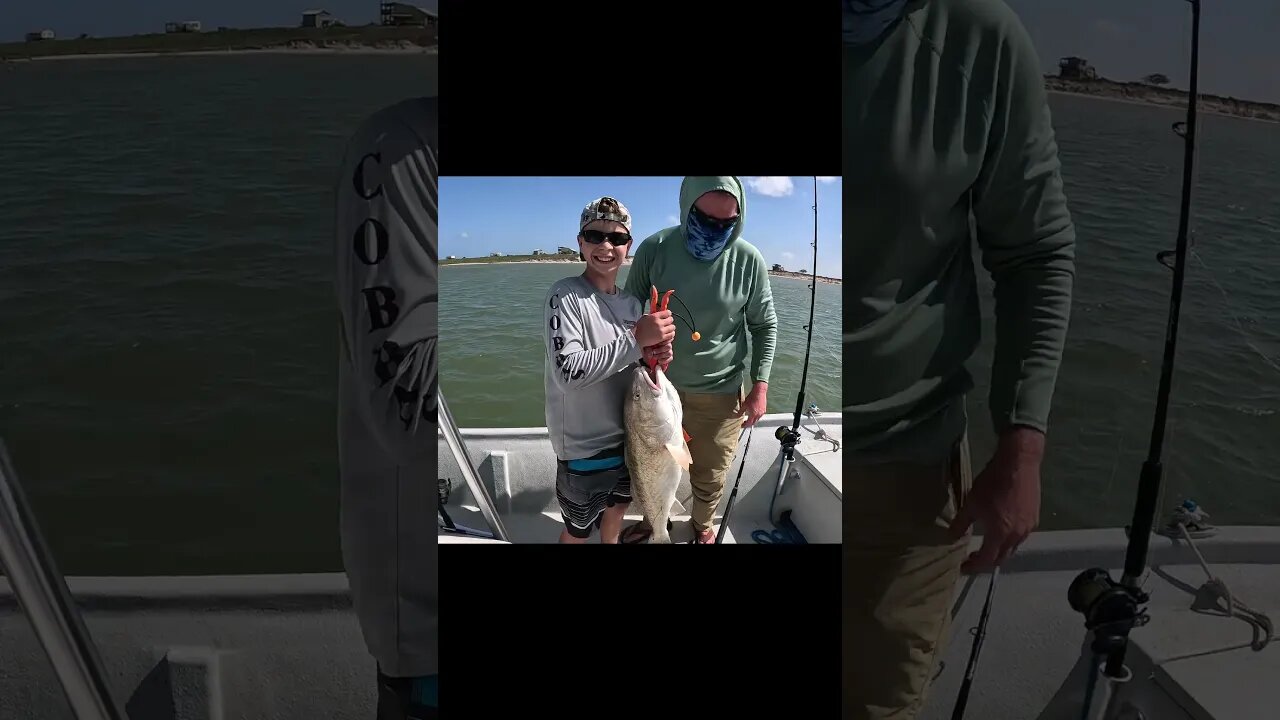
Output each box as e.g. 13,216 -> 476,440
843,0 -> 909,47
685,205 -> 739,262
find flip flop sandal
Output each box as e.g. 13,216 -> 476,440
621,519 -> 677,544
620,521 -> 653,544
691,527 -> 715,544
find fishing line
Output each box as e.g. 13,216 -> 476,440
663,292 -> 702,342
1190,249 -> 1280,375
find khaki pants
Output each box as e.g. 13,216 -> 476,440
677,388 -> 745,531
843,434 -> 973,720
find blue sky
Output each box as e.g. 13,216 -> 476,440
1007,0 -> 1280,103
438,177 -> 843,278
1,1 -> 439,39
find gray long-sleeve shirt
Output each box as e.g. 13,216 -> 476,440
543,275 -> 644,461
334,96 -> 437,678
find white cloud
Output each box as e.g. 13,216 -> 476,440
781,251 -> 796,261
817,176 -> 838,183
460,232 -> 469,238
745,176 -> 795,197
666,215 -> 679,225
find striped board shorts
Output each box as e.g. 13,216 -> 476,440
555,446 -> 632,538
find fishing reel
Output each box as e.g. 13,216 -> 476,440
774,425 -> 801,452
1068,568 -> 1151,671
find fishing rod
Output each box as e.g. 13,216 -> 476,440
768,177 -> 822,521
951,568 -> 999,720
713,425 -> 753,544
716,178 -> 821,543
1066,2 -> 1202,718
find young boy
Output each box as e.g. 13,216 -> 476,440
542,196 -> 674,543
334,96 -> 438,718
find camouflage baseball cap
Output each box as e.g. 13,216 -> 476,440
579,196 -> 633,233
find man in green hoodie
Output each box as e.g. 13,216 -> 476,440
622,176 -> 778,544
845,1 -> 1075,717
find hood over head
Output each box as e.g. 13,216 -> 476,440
679,176 -> 747,250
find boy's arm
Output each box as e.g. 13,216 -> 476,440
545,287 -> 642,390
335,98 -> 438,464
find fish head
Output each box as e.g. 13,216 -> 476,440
626,364 -> 679,434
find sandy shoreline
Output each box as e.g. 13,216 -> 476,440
444,259 -> 622,266
1046,78 -> 1280,125
770,272 -> 842,285
442,260 -> 841,283
1048,89 -> 1280,125
6,46 -> 435,62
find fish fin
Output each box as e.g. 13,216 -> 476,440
669,497 -> 686,516
667,440 -> 692,469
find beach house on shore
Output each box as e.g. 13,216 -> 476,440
164,21 -> 202,33
301,10 -> 340,28
380,2 -> 437,27
1058,56 -> 1098,80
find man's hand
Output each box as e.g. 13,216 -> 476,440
739,381 -> 768,427
948,426 -> 1044,574
642,342 -> 673,368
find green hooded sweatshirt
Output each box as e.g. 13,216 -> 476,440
624,176 -> 778,395
844,0 -> 1077,464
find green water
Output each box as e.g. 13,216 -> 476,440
1,59 -> 1279,574
962,94 -> 1280,531
438,263 -> 843,428
0,55 -> 436,574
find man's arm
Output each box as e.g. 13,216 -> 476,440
545,287 -> 642,390
970,15 -> 1076,438
745,252 -> 779,385
949,12 -> 1073,574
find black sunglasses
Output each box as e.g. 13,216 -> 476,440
580,229 -> 632,245
691,204 -> 739,231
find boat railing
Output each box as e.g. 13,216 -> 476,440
0,439 -> 127,719
437,390 -> 511,542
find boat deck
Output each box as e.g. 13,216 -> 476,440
1,529 -> 1272,718
0,573 -> 373,719
919,526 -> 1279,720
437,411 -> 843,544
